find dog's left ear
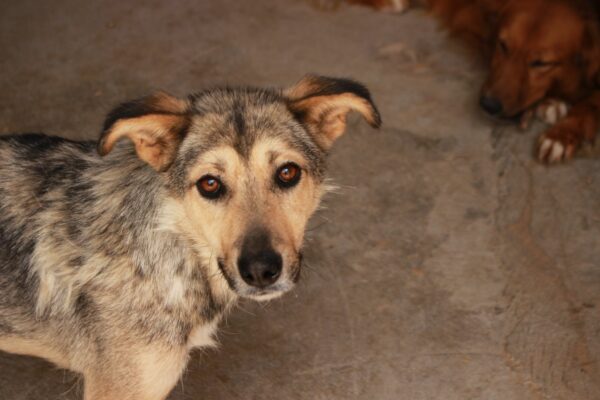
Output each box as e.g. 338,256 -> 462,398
284,75 -> 381,150
98,92 -> 191,171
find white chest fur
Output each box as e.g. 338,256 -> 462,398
187,320 -> 219,350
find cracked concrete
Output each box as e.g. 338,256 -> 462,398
0,0 -> 599,399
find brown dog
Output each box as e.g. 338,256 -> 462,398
357,0 -> 600,163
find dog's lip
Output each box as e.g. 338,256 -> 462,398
480,96 -> 547,125
503,113 -> 523,123
480,108 -> 523,124
217,258 -> 237,291
231,286 -> 290,303
237,285 -> 291,302
245,281 -> 291,294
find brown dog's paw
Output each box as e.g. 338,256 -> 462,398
537,119 -> 582,164
535,99 -> 569,125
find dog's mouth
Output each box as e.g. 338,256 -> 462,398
238,283 -> 294,301
217,258 -> 301,302
479,94 -> 547,126
480,110 -> 523,124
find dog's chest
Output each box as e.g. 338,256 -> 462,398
187,319 -> 219,349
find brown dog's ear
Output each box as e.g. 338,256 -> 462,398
429,0 -> 503,57
284,75 -> 381,150
98,92 -> 191,171
582,21 -> 600,86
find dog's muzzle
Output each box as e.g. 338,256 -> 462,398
235,227 -> 286,292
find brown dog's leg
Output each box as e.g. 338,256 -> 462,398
537,92 -> 600,163
83,345 -> 188,400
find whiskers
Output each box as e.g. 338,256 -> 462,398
299,259 -> 327,283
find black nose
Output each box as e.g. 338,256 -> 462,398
237,229 -> 282,289
479,95 -> 503,116
238,250 -> 282,288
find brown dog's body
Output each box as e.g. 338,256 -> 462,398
360,0 -> 600,163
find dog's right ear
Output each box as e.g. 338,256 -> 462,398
582,20 -> 600,86
98,92 -> 191,171
284,75 -> 381,150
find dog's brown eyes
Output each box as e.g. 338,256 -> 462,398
275,163 -> 301,189
197,175 -> 225,199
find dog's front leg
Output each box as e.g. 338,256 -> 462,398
537,91 -> 600,163
83,345 -> 189,400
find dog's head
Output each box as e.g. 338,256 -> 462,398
479,0 -> 600,118
98,76 -> 380,301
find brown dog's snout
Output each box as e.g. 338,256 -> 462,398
237,229 -> 282,288
479,94 -> 504,116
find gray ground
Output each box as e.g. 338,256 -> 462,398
1,1 -> 599,399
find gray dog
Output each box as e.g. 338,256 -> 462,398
0,75 -> 380,399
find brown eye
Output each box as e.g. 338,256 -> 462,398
275,163 -> 301,189
197,175 -> 225,199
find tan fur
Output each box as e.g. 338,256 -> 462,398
148,91 -> 189,114
285,76 -> 381,149
83,345 -> 188,400
291,94 -> 377,147
0,337 -> 70,369
99,114 -> 188,171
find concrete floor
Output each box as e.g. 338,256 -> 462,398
1,0 -> 599,399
